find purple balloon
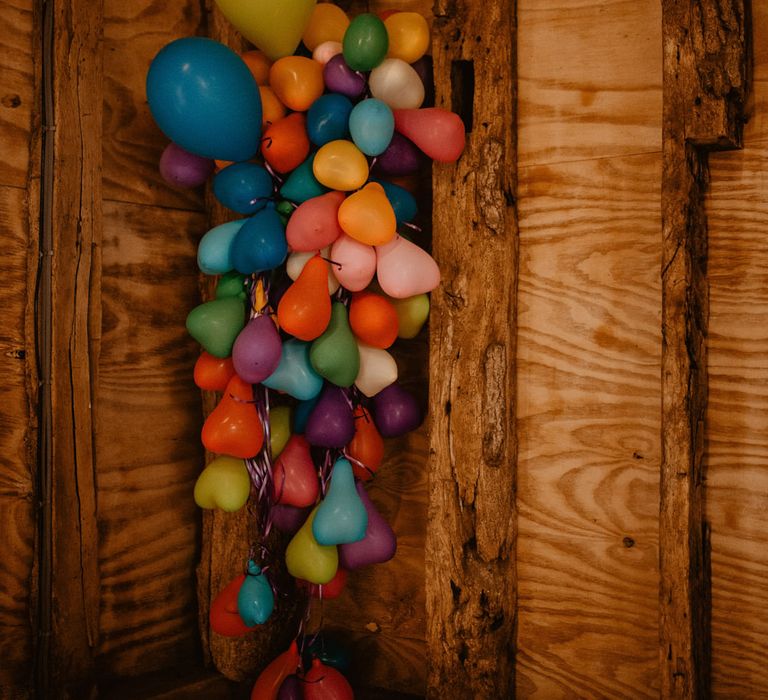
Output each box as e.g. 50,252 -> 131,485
305,386 -> 355,447
270,504 -> 310,535
159,142 -> 214,188
411,55 -> 435,107
232,315 -> 282,384
339,481 -> 397,569
277,675 -> 303,700
323,55 -> 366,99
372,383 -> 422,437
373,133 -> 422,176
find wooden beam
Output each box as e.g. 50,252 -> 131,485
426,0 -> 518,697
660,1 -> 749,697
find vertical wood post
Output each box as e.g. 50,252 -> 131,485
426,1 -> 518,697
660,1 -> 748,697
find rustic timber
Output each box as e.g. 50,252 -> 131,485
660,1 -> 748,698
426,0 -> 517,697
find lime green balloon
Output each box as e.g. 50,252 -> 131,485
194,456 -> 250,512
310,302 -> 360,387
342,14 -> 388,71
391,293 -> 430,339
285,506 -> 338,584
186,297 -> 245,358
215,271 -> 248,300
270,405 -> 292,458
276,200 -> 295,218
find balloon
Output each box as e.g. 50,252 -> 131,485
303,659 -> 353,700
147,38 -> 262,161
277,256 -> 332,341
347,406 -> 384,480
338,480 -> 397,568
342,13 -> 388,71
280,154 -> 328,204
329,234 -> 377,292
348,98 -> 394,156
384,12 -> 430,63
194,456 -> 250,511
159,143 -> 214,188
305,634 -> 352,671
303,3 -> 349,50
293,395 -> 320,434
305,385 -> 355,448
349,291 -> 398,348
271,504 -> 311,534
216,272 -> 248,301
214,0 -> 316,61
210,573 -> 253,637
307,93 -> 353,147
394,108 -> 466,162
313,140 -> 369,191
277,676 -> 303,700
372,177 -> 417,224
263,339 -> 324,401
232,315 -> 282,384
411,55 -> 435,106
323,54 -> 366,99
376,235 -> 440,298
186,297 -> 245,358
355,343 -> 398,397
231,207 -> 288,274
338,182 -> 396,246
313,458 -> 367,545
270,405 -> 292,458
286,191 -> 345,251
237,560 -> 274,626
373,132 -> 422,175
310,302 -> 360,387
241,50 -> 272,85
372,382 -> 422,437
272,435 -> 319,507
285,506 -> 339,584
259,85 -> 287,126
202,375 -> 264,458
270,56 -> 325,112
197,219 -> 246,275
297,567 -> 348,599
262,113 -> 311,173
391,293 -> 430,338
194,352 -> 236,392
213,162 -> 273,215
250,640 -> 302,700
369,58 -> 425,110
313,40 -> 343,66
287,249 -> 340,295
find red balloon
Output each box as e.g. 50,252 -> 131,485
202,375 -> 264,458
286,191 -> 345,252
194,351 -> 236,391
393,108 -> 466,163
303,658 -> 353,700
210,573 -> 252,637
251,640 -> 302,700
297,567 -> 348,599
347,407 -> 384,481
273,435 -> 319,507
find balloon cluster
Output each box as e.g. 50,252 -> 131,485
147,2 -> 464,697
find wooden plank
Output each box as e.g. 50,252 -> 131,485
743,2 -> 768,143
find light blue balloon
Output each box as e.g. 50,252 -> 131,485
262,339 -> 323,401
307,93 -> 353,147
348,98 -> 394,156
230,207 -> 288,274
213,162 -> 273,214
313,458 -> 368,545
237,561 -> 274,626
280,155 -> 328,204
197,219 -> 246,275
146,37 -> 262,162
372,178 -> 418,225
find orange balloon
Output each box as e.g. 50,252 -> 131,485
250,640 -> 301,700
259,85 -> 286,126
349,291 -> 399,348
202,375 -> 264,458
385,12 -> 430,63
277,256 -> 332,341
241,50 -> 272,85
269,56 -> 324,111
194,352 -> 236,392
348,406 -> 385,480
215,159 -> 234,171
262,112 -> 310,173
210,574 -> 252,637
302,3 -> 350,50
337,182 -> 396,246
378,10 -> 399,20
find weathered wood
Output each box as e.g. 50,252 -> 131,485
660,1 -> 748,697
426,0 -> 517,697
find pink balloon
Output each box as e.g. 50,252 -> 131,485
375,235 -> 440,298
313,40 -> 343,66
330,234 -> 377,292
393,108 -> 466,163
286,191 -> 345,252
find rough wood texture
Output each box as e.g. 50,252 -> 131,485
426,0 -> 517,697
660,1 -> 747,697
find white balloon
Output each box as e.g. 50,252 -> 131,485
369,58 -> 425,110
355,343 -> 398,397
287,248 -> 340,294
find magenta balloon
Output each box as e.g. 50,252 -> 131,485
393,108 -> 466,163
338,481 -> 396,569
305,386 -> 355,448
323,54 -> 366,98
372,132 -> 422,176
159,142 -> 214,188
271,504 -> 311,534
372,382 -> 422,437
232,315 -> 282,384
277,675 -> 303,700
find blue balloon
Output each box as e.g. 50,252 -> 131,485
293,395 -> 321,434
230,207 -> 288,274
372,178 -> 418,224
146,37 -> 262,162
213,163 -> 273,214
237,561 -> 274,626
197,219 -> 246,275
306,94 -> 353,147
263,339 -> 323,401
348,98 -> 394,156
280,155 -> 328,204
313,458 -> 368,545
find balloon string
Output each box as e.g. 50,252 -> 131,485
403,221 -> 422,232
263,159 -> 284,184
320,256 -> 342,270
319,449 -> 335,497
343,451 -> 376,479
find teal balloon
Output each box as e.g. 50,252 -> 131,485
231,207 -> 288,274
349,99 -> 394,156
197,219 -> 246,275
307,94 -> 353,147
280,156 -> 327,203
305,634 -> 352,672
237,561 -> 274,626
213,162 -> 273,214
186,297 -> 245,358
263,339 -> 323,401
146,38 -> 262,162
313,458 -> 368,545
372,178 -> 418,225
215,271 -> 247,301
310,302 -> 359,387
342,14 -> 388,71
293,395 -> 320,434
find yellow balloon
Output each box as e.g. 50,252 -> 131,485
270,405 -> 292,458
214,0 -> 317,61
338,182 -> 396,246
194,456 -> 250,512
270,56 -> 325,112
385,12 -> 430,63
285,507 -> 338,584
313,140 -> 369,191
302,3 -> 350,51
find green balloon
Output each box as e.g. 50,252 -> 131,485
276,200 -> 295,218
186,297 -> 245,358
215,271 -> 248,301
310,302 -> 360,387
342,14 -> 388,72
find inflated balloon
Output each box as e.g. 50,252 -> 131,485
214,0 -> 316,61
277,256 -> 332,341
237,560 -> 274,626
194,352 -> 236,392
303,3 -> 349,50
329,234 -> 377,292
313,140 -> 369,191
159,142 -> 214,188
280,154 -> 328,203
310,302 -> 360,387
298,566 -> 348,600
270,405 -> 292,458
250,640 -> 302,700
194,456 -> 251,512
394,108 -> 466,162
263,339 -> 324,401
286,191 -> 345,251
348,98 -> 394,156
210,574 -> 253,637
373,132 -> 422,176
305,385 -> 355,448
186,297 -> 245,358
202,375 -> 264,458
313,40 -> 343,66
271,504 -> 311,534
213,162 -> 272,215
376,234 -> 440,298
372,381 -> 422,437
216,272 -> 248,301
231,207 -> 288,275
338,480 -> 397,568
338,182 -> 396,246
241,49 -> 272,85
293,395 -> 320,434
287,249 -> 340,295
232,315 -> 282,385
197,220 -> 246,275
411,54 -> 435,106
277,676 -> 303,700
349,290 -> 399,348
147,38 -> 262,161
347,406 -> 384,481
355,343 -> 398,397
259,85 -> 287,126
305,634 -> 352,671
384,12 -> 430,63
270,56 -> 325,112
391,293 -> 430,338
372,177 -> 417,224
342,13 -> 388,71
369,58 -> 425,110
307,93 -> 353,147
313,458 -> 368,545
285,506 -> 339,584
262,113 -> 311,174
323,54 -> 366,99
303,658 -> 354,700
272,435 -> 319,507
